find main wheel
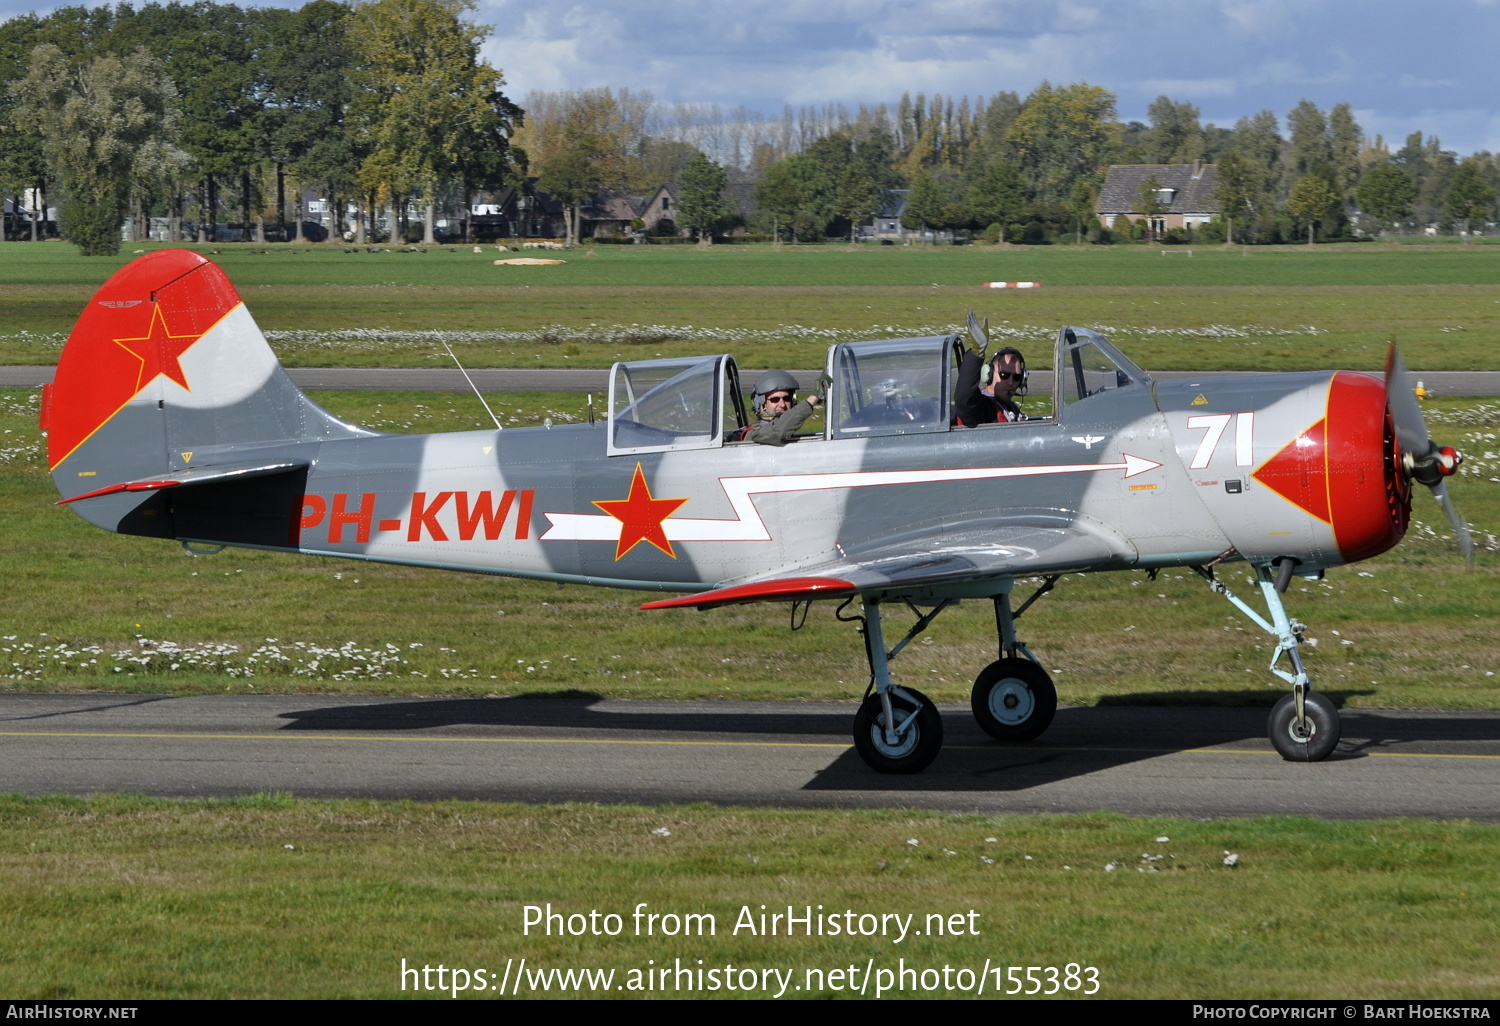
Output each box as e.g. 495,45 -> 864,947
970,658 -> 1057,741
1268,691 -> 1340,762
852,687 -> 943,773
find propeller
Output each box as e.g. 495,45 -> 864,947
1384,342 -> 1472,561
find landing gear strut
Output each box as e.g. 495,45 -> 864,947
1193,559 -> 1341,761
846,595 -> 947,773
844,577 -> 1059,772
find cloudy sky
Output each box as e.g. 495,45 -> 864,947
5,0 -> 1498,155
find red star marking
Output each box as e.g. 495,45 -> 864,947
112,303 -> 204,394
593,463 -> 689,560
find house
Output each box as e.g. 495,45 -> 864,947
577,185 -> 682,239
860,189 -> 910,240
1096,160 -> 1219,235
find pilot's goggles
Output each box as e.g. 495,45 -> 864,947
765,392 -> 795,404
992,371 -> 1022,382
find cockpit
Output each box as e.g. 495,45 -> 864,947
605,326 -> 1153,456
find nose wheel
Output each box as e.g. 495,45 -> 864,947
1268,690 -> 1340,761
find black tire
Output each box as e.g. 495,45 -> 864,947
1268,691 -> 1341,762
970,658 -> 1057,741
852,687 -> 943,773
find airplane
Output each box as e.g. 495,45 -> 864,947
42,248 -> 1470,773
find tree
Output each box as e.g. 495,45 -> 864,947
900,167 -> 947,236
834,162 -> 878,243
966,159 -> 1025,230
1145,96 -> 1203,163
676,152 -> 728,243
17,44 -> 181,255
1356,163 -> 1416,229
350,0 -> 520,244
753,160 -> 800,243
1286,99 -> 1332,182
535,145 -> 599,247
1328,102 -> 1361,202
1004,81 -> 1116,206
262,1 -> 359,240
1225,111 -> 1283,242
0,13 -> 51,241
1287,172 -> 1339,245
782,155 -> 834,241
1444,158 -> 1497,239
1212,150 -> 1257,243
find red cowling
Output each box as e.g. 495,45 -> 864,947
1252,372 -> 1408,564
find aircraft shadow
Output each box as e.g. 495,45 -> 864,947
279,691 -> 854,737
271,689 -> 1497,795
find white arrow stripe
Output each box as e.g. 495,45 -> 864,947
540,454 -> 1162,542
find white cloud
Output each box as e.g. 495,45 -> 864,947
2,0 -> 1497,154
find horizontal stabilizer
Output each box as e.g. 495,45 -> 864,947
56,460 -> 309,505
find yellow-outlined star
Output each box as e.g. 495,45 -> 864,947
112,303 -> 203,394
593,463 -> 689,559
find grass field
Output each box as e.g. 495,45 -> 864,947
4,243 -> 1499,1001
2,241 -> 1499,372
5,796 -> 1498,999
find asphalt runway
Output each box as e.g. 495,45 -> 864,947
4,367 -> 1500,396
3,693 -> 1497,820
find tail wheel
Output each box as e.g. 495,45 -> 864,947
852,688 -> 943,773
971,658 -> 1057,741
1268,691 -> 1341,762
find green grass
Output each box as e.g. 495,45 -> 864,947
6,238 -> 1500,288
4,242 -> 1499,372
3,389 -> 1497,709
3,796 -> 1497,999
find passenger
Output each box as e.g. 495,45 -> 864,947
733,370 -> 822,446
955,345 -> 1028,425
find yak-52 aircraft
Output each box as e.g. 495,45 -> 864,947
44,249 -> 1469,772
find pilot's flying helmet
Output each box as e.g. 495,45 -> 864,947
751,370 -> 800,414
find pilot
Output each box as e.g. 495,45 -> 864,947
955,345 -> 1028,426
733,370 -> 822,446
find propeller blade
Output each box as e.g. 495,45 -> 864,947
1384,341 -> 1432,459
1433,480 -> 1475,563
1384,342 -> 1473,563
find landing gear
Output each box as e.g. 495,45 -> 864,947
853,687 -> 942,773
846,596 -> 948,773
843,578 -> 1059,772
971,658 -> 1056,741
1268,690 -> 1340,762
1194,558 -> 1341,762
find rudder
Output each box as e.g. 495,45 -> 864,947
45,249 -> 371,538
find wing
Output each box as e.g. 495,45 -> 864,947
641,519 -> 1134,610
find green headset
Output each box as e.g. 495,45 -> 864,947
980,346 -> 1029,397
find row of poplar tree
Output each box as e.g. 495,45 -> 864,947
3,0 -> 1497,254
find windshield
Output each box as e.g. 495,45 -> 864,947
1057,327 -> 1152,411
609,356 -> 725,454
828,336 -> 952,439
